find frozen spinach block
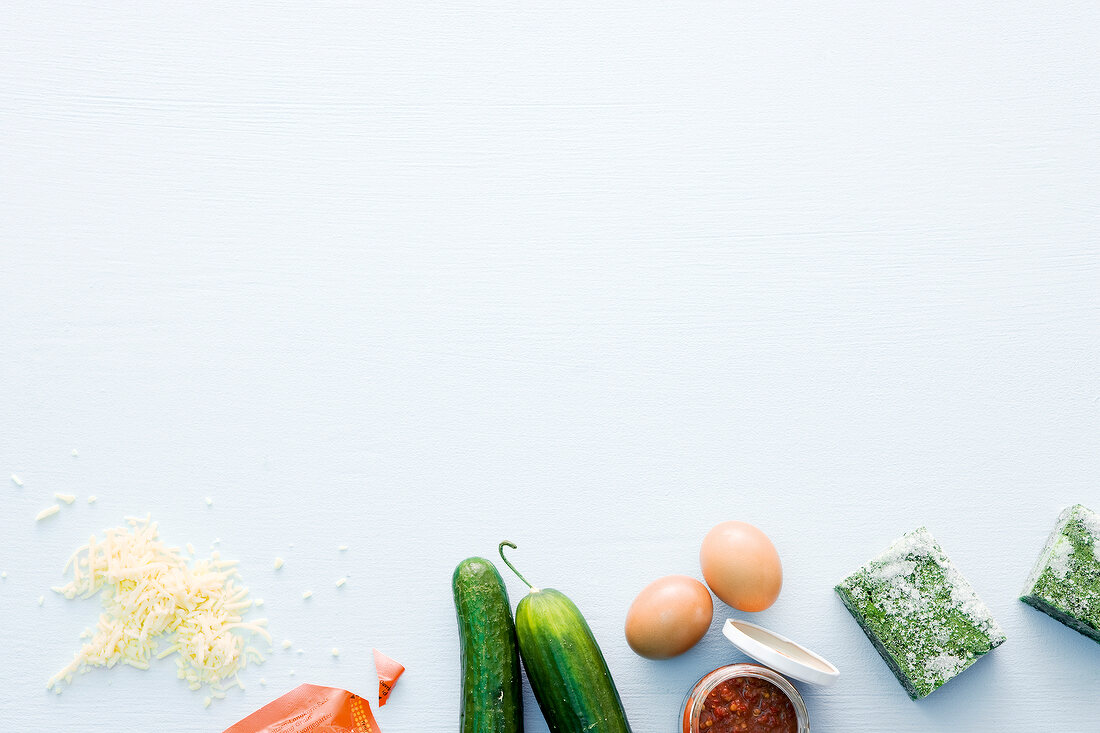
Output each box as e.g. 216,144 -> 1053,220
835,527 -> 1006,700
1020,504 -> 1100,643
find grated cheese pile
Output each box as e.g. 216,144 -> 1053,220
48,516 -> 270,698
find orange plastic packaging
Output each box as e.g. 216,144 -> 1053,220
224,684 -> 380,733
373,649 -> 405,706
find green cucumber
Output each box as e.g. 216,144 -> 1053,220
499,541 -> 633,733
453,557 -> 524,733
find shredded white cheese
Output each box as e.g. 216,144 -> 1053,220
38,595 -> 45,606
87,495 -> 97,504
55,493 -> 77,505
47,516 -> 270,700
281,639 -> 292,650
301,590 -> 313,600
11,473 -> 24,487
273,557 -> 284,570
36,505 -> 61,521
335,577 -> 347,587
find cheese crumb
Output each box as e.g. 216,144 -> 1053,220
335,577 -> 347,588
289,669 -> 295,676
87,496 -> 97,504
253,599 -> 264,607
203,696 -> 212,708
281,640 -> 292,650
71,449 -> 79,457
38,595 -> 45,606
1,571 -> 7,579
11,473 -> 24,487
302,590 -> 313,600
36,505 -> 61,521
55,493 -> 77,505
47,516 -> 270,699
331,647 -> 339,657
205,497 -> 213,507
273,557 -> 284,570
259,677 -> 267,686
338,545 -> 349,552
296,648 -> 304,655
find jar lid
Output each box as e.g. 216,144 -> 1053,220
721,618 -> 840,687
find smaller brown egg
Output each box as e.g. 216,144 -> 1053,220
625,575 -> 714,659
700,520 -> 782,612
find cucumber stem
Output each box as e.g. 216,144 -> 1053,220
498,541 -> 536,590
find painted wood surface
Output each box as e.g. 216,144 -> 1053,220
2,3 -> 1099,731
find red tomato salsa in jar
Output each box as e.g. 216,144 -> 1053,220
682,664 -> 808,733
699,676 -> 796,733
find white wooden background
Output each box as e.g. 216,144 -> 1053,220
2,2 -> 1099,731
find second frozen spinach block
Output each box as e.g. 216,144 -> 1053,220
1020,504 -> 1100,643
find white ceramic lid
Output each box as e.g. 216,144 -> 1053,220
721,618 -> 840,687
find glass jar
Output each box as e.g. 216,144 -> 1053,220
680,663 -> 810,733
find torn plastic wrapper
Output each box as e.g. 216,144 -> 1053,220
223,683 -> 379,732
373,649 -> 405,706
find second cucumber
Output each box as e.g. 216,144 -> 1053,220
500,541 -> 633,733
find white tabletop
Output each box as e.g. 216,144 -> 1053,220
2,3 -> 1099,731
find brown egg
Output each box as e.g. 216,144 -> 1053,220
624,575 -> 713,659
700,520 -> 782,612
